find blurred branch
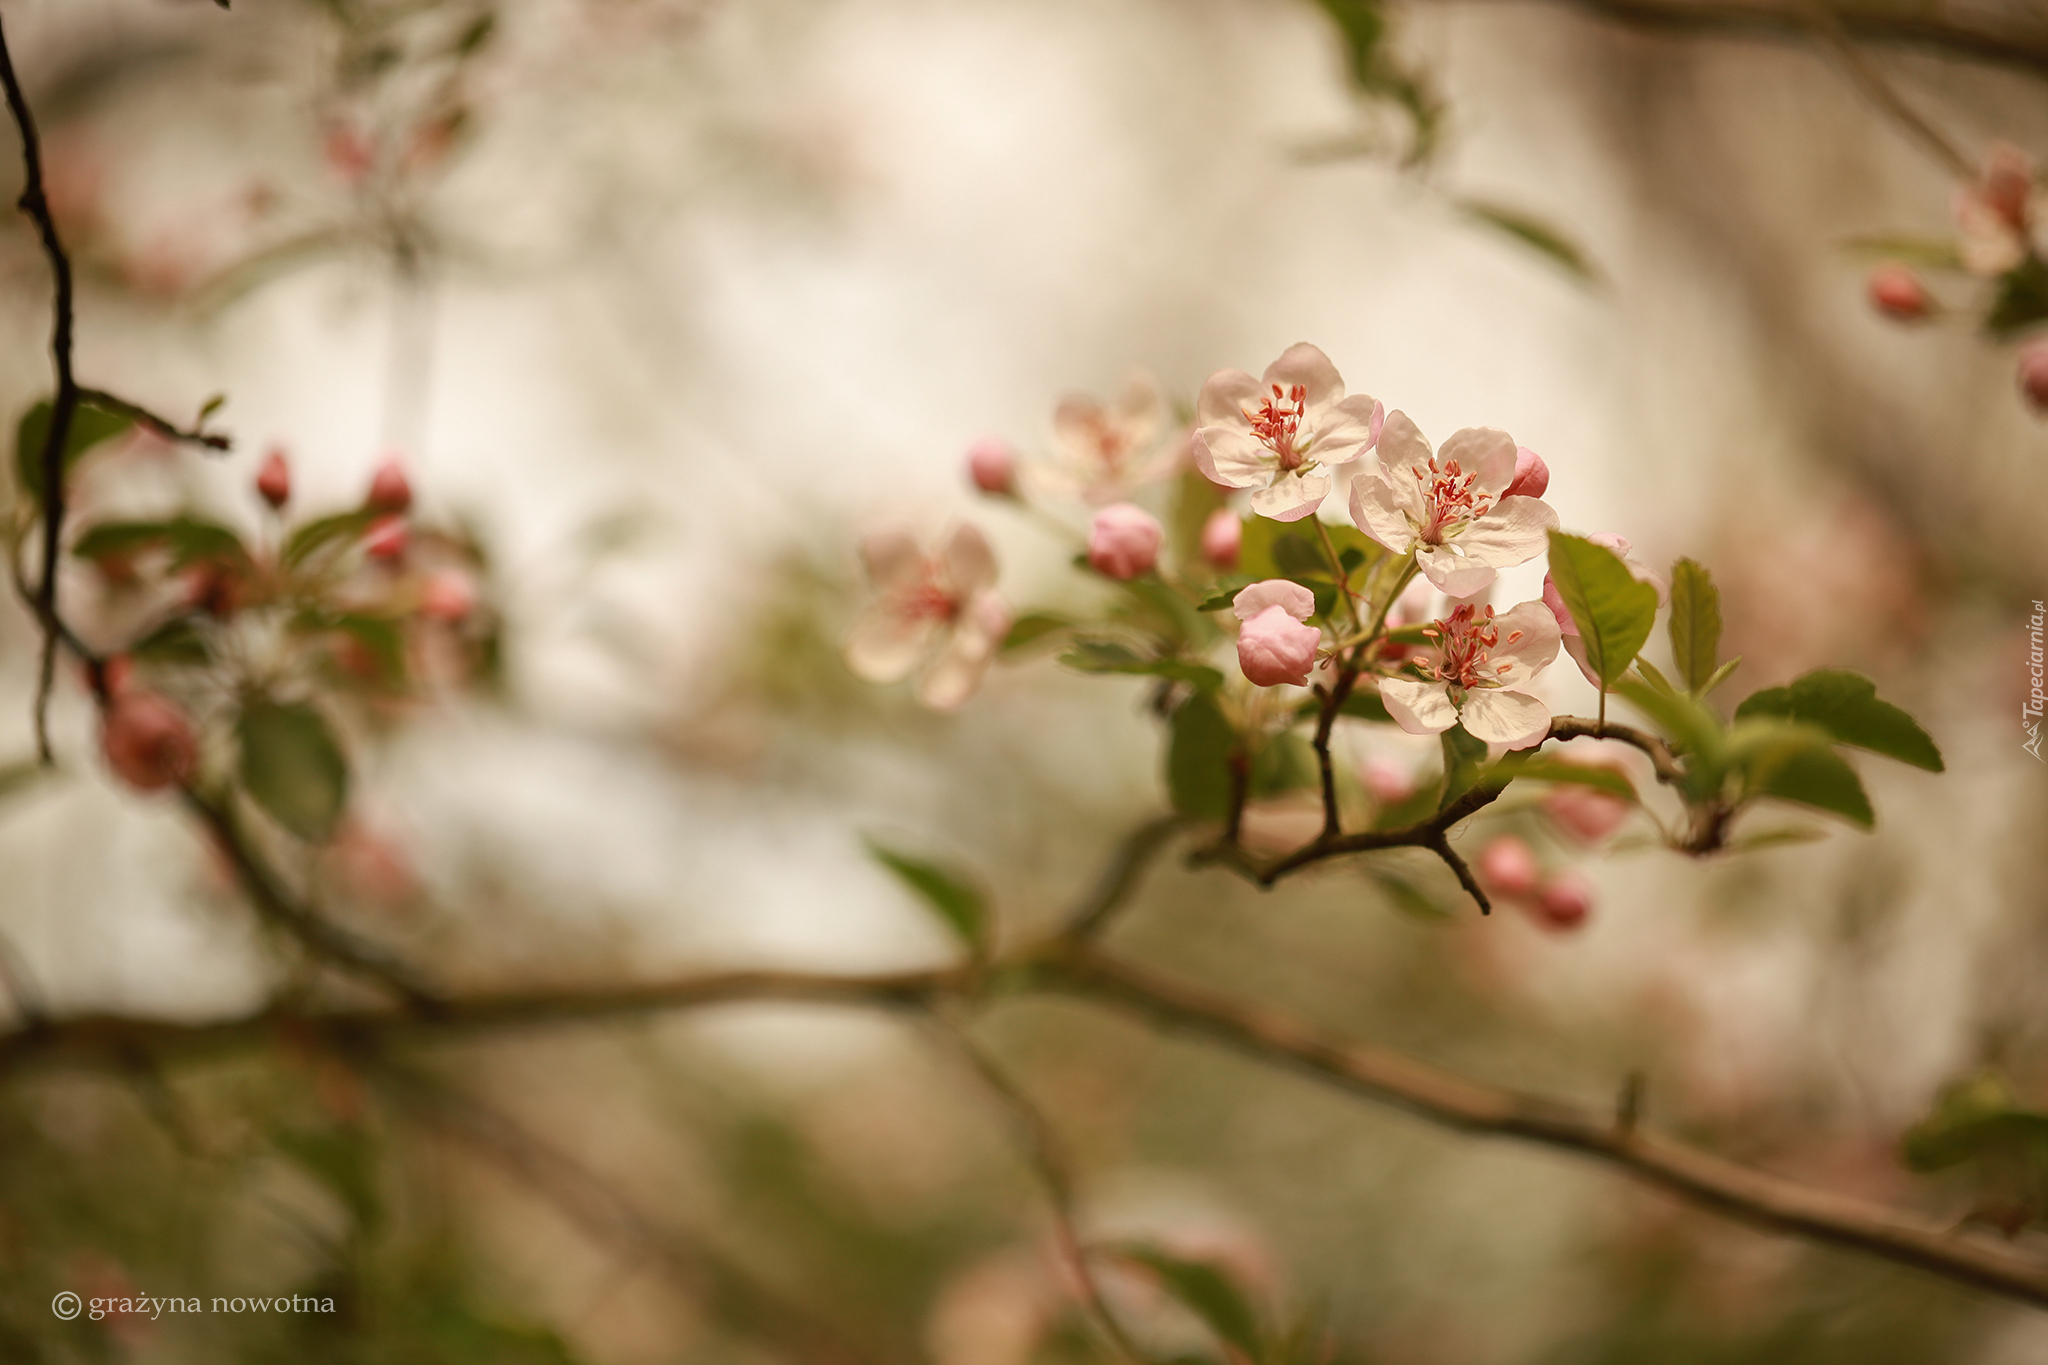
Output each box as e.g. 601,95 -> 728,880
76,388 -> 233,453
1442,0 -> 2048,77
1794,0 -> 1975,177
1062,815 -> 1185,940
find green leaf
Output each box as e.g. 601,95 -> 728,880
1546,531 -> 1658,690
1699,656 -> 1743,696
1730,720 -> 1873,828
1839,234 -> 1964,271
1903,1072 -> 2048,1172
1987,255 -> 2048,338
1509,754 -> 1636,799
283,509 -> 379,569
273,1127 -> 380,1229
1614,677 -> 1725,802
1456,198 -> 1601,284
130,616 -> 210,665
1733,668 -> 1943,772
1371,866 -> 1450,918
1109,1244 -> 1263,1359
1438,724 -> 1490,811
72,515 -> 250,570
1251,731 -> 1319,797
1632,658 -> 1678,697
1167,691 -> 1236,821
198,392 -> 228,420
1340,687 -> 1393,723
1000,612 -> 1073,654
15,398 -> 133,502
238,700 -> 350,842
1666,558 -> 1722,693
1059,642 -> 1223,692
865,840 -> 988,957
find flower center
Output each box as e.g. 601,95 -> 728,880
1074,409 -> 1133,469
896,574 -> 961,623
1418,604 -> 1524,690
1410,457 -> 1494,545
1244,383 -> 1309,470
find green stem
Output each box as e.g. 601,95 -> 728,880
1360,556 -> 1420,652
1312,516 -> 1364,634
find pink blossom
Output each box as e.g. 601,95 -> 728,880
1087,503 -> 1163,580
1350,413 -> 1559,596
1541,532 -> 1668,686
1045,375 -> 1180,503
1544,782 -> 1631,845
846,524 -> 1012,711
363,515 -> 409,561
1380,601 -> 1560,748
1192,344 -> 1382,522
101,691 -> 198,793
1532,872 -> 1593,931
1505,446 -> 1550,500
256,447 -> 291,508
966,438 -> 1018,496
1867,265 -> 1932,321
1956,142 -> 2037,277
1477,834 -> 1540,899
2020,340 -> 2048,416
1200,508 -> 1241,568
366,458 -> 412,513
1232,579 -> 1321,687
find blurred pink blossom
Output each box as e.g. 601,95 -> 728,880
846,525 -> 1011,710
1087,502 -> 1163,580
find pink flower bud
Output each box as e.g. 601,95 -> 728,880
255,447 -> 291,508
2019,340 -> 2048,417
365,458 -> 412,513
363,515 -> 409,561
1867,264 -> 1932,322
101,691 -> 198,793
1200,508 -> 1241,568
1476,834 -> 1540,899
1543,782 -> 1631,845
1087,502 -> 1163,580
420,569 -> 475,622
966,438 -> 1017,496
101,654 -> 134,697
1505,446 -> 1549,500
1532,872 -> 1593,930
1361,754 -> 1415,805
1233,580 -> 1321,688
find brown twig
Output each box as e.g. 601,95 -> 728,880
76,388 -> 233,453
1063,815 -> 1184,940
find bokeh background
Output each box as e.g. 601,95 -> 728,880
3,0 -> 2048,1360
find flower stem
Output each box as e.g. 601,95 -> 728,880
1313,516 -> 1364,635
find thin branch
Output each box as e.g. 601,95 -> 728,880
1794,0 -> 1976,178
1063,814 -> 1184,940
76,388 -> 233,453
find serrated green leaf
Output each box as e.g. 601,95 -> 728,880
1731,720 -> 1873,828
238,700 -> 349,842
1456,198 -> 1601,284
1733,668 -> 1943,772
1667,558 -> 1722,693
1167,691 -> 1236,821
865,840 -> 988,956
1000,612 -> 1073,654
1109,1244 -> 1263,1359
15,399 -> 133,502
1546,532 -> 1658,690
1438,724 -> 1490,811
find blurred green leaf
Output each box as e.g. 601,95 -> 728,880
238,700 -> 350,842
1310,0 -> 1442,162
1546,532 -> 1657,690
1666,558 -> 1722,693
1168,691 -> 1236,821
73,515 -> 250,570
1509,754 -> 1636,799
273,1126 -> 380,1229
283,508 -> 379,568
1061,641 -> 1224,692
1700,655 -> 1743,696
130,615 -> 211,665
1904,1072 -> 2048,1172
1840,234 -> 1965,270
14,398 -> 131,502
1000,611 -> 1073,654
1456,198 -> 1601,284
1734,668 -> 1943,772
1110,1244 -> 1264,1359
865,840 -> 988,957
1614,678 -> 1725,801
1987,255 -> 2048,337
1251,731 -> 1319,797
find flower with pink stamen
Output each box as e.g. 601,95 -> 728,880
1044,375 -> 1181,503
1350,413 -> 1558,596
846,525 -> 1012,711
1380,600 -> 1560,748
1192,344 -> 1382,523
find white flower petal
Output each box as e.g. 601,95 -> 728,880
1350,473 -> 1419,553
1192,426 -> 1272,489
1458,688 -> 1551,749
1250,469 -> 1329,522
1380,678 -> 1458,735
1438,427 -> 1517,497
1195,368 -> 1263,427
1415,544 -> 1498,597
1483,600 -> 1562,688
1561,632 -> 1599,687
918,602 -> 1005,711
1262,343 -> 1344,412
1307,394 -> 1383,465
845,609 -> 932,683
1373,411 -> 1434,483
859,528 -> 924,591
1450,496 -> 1559,569
939,523 -> 998,594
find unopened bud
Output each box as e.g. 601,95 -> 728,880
256,447 -> 291,508
2020,340 -> 2048,417
1504,446 -> 1549,500
1476,834 -> 1539,899
1200,508 -> 1241,568
365,458 -> 412,513
419,569 -> 475,621
1087,503 -> 1163,580
1867,264 -> 1932,322
101,691 -> 198,793
966,438 -> 1017,496
1532,872 -> 1593,931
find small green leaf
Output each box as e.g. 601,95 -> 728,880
1438,724 -> 1490,811
1632,658 -> 1678,697
1167,691 -> 1236,821
1059,642 -> 1223,692
1509,754 -> 1636,800
1731,721 -> 1873,828
1839,234 -> 1964,271
1699,656 -> 1743,696
283,509 -> 379,568
273,1127 -> 380,1228
73,516 -> 250,571
1340,688 -> 1393,723
1614,678 -> 1725,801
1108,1244 -> 1263,1359
198,392 -> 228,420
1198,581 -> 1252,612
130,616 -> 210,665
1987,255 -> 2048,337
15,399 -> 133,502
1000,612 -> 1073,654
1456,198 -> 1601,284
1903,1072 -> 2048,1172
1734,668 -> 1943,772
238,700 -> 349,842
1546,532 -> 1658,690
1667,558 -> 1722,693
865,840 -> 988,957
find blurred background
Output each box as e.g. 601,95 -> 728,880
3,0 -> 2048,1359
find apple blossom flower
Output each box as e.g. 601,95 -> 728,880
1541,532 -> 1668,686
101,690 -> 199,792
2019,339 -> 2048,416
1867,264 -> 1932,321
256,447 -> 291,508
1044,374 -> 1181,503
966,438 -> 1017,496
1200,508 -> 1241,568
1477,834 -> 1540,899
1233,579 -> 1321,687
1505,445 -> 1550,500
1380,600 -> 1561,748
1087,503 -> 1163,579
1350,413 -> 1559,596
846,524 -> 1012,711
1532,871 -> 1593,930
1192,343 -> 1382,522
366,458 -> 412,513
1956,142 -> 2037,277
